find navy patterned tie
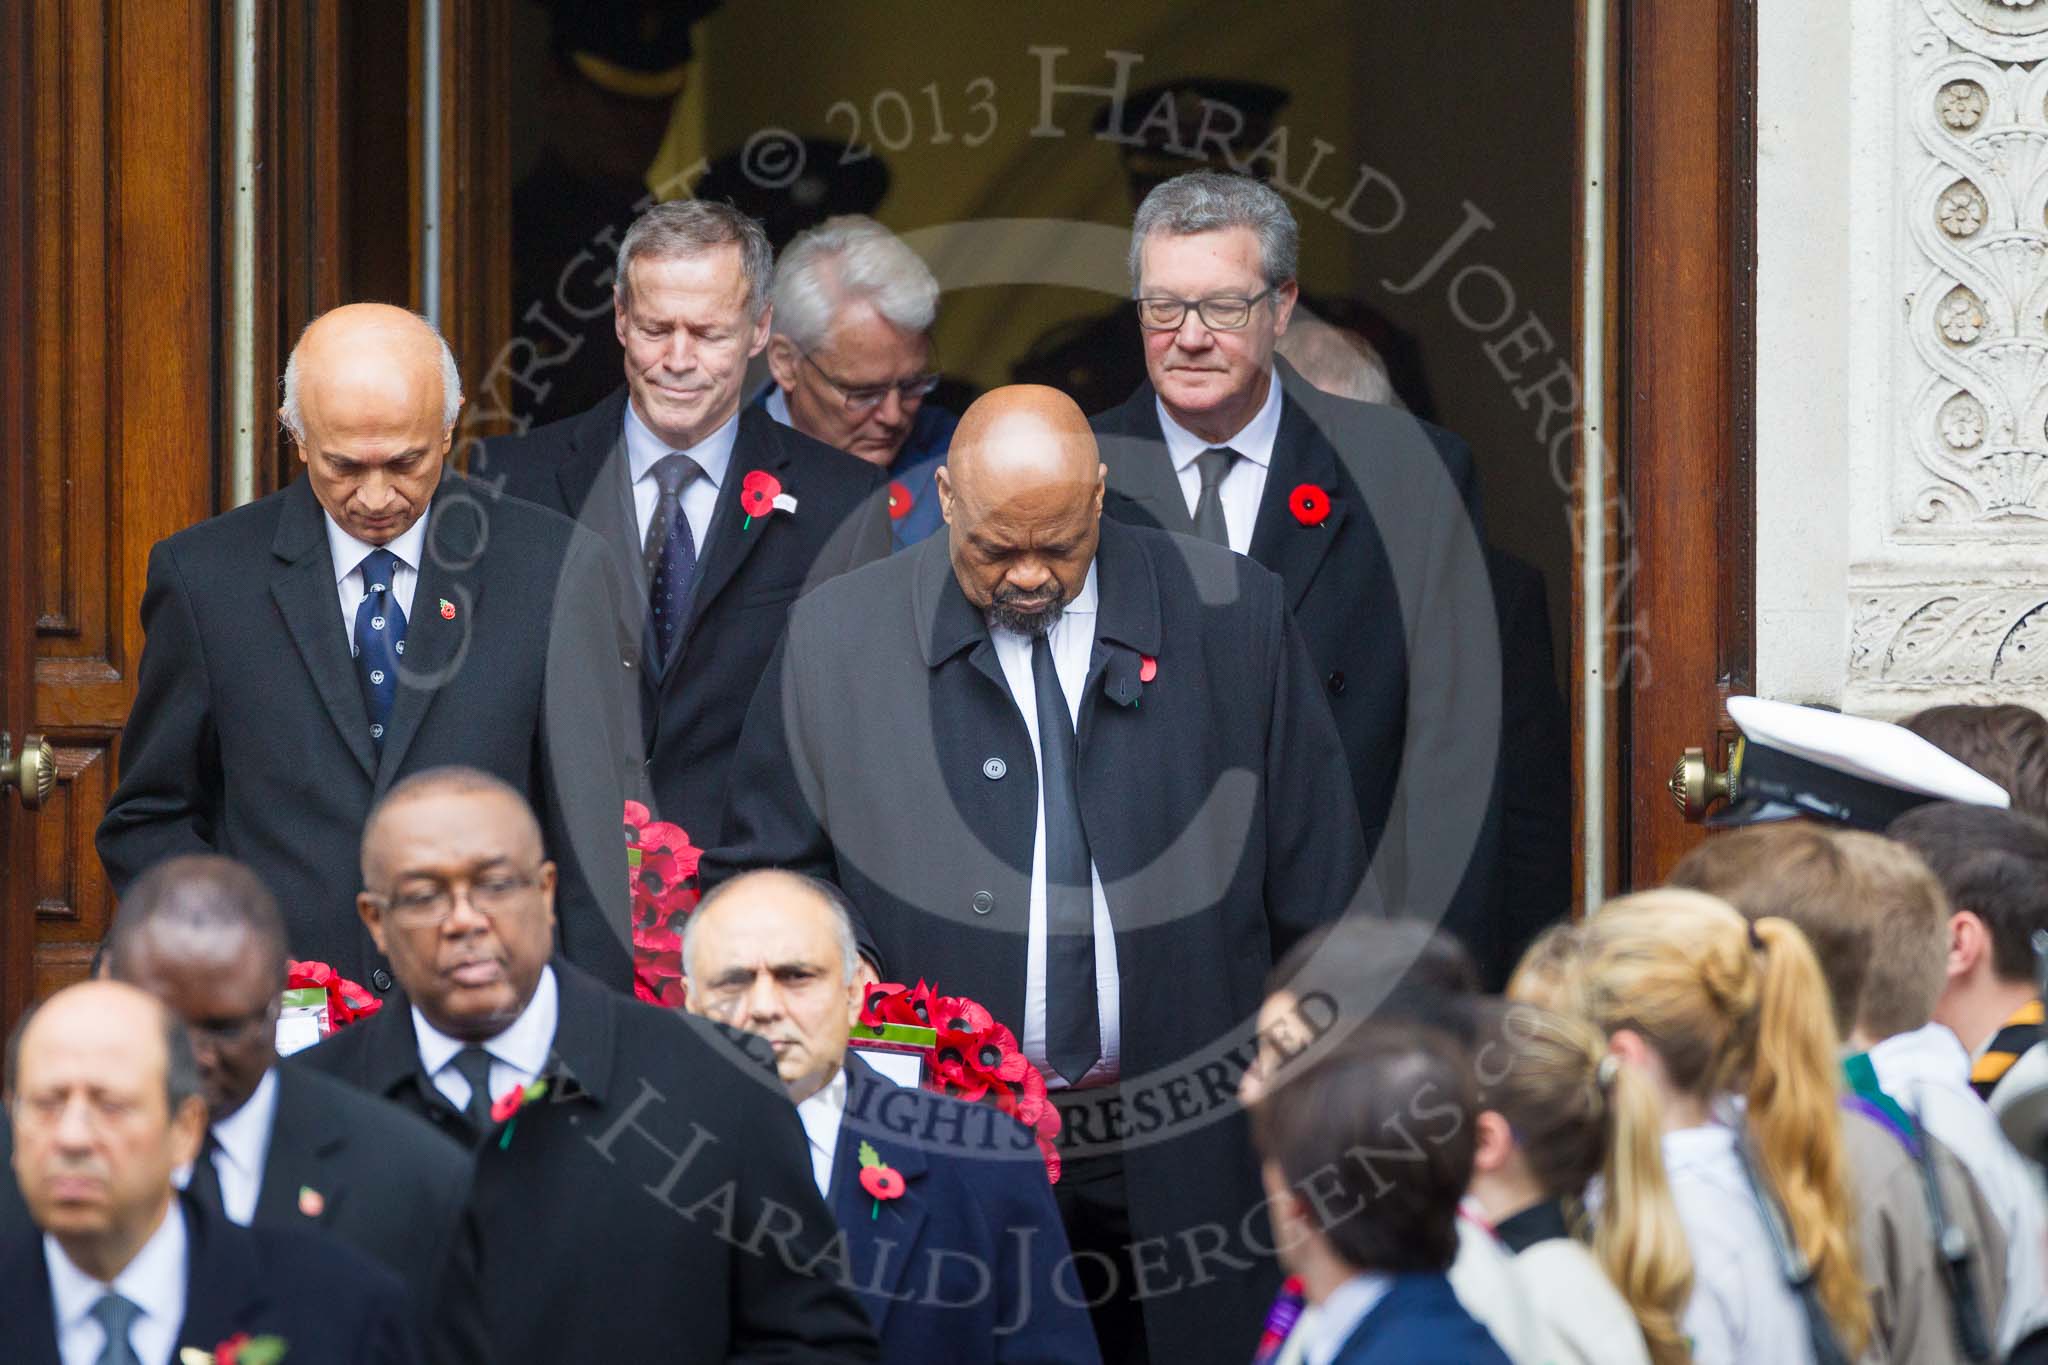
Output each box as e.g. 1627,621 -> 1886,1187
643,453 -> 701,666
352,548 -> 407,748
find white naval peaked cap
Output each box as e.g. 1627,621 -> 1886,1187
1713,695 -> 2010,830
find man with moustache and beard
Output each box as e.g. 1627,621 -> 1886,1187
704,384 -> 1369,1365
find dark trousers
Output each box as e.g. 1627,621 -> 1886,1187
1052,1103 -> 1152,1365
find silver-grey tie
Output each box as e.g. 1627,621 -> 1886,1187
89,1292 -> 142,1365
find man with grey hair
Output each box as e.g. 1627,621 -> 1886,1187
684,869 -> 1099,1364
99,301 -> 639,993
1092,170 -> 1523,983
480,198 -> 890,855
759,214 -> 959,550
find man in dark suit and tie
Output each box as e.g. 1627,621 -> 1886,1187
704,386 -> 1372,1364
4,981 -> 421,1364
476,199 -> 890,854
300,766 -> 878,1364
1089,170 -> 1502,961
95,854 -> 486,1363
96,303 -> 637,992
684,869 -> 1099,1364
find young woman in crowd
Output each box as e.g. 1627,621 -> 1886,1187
1467,998 -> 1665,1365
1566,889 -> 1872,1365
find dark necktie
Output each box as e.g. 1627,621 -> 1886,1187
1034,632 -> 1099,1086
643,453 -> 701,666
352,548 -> 408,748
183,1128 -> 226,1221
1192,446 -> 1239,547
451,1046 -> 497,1134
88,1293 -> 142,1365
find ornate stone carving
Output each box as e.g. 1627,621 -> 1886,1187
1847,582 -> 2048,711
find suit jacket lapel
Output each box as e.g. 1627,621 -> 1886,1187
252,1069 -> 346,1230
1246,367 -> 1350,612
0,1224 -> 62,1364
373,478 -> 489,788
1096,386 -> 1196,536
269,480 -> 378,781
831,1057 -> 929,1337
675,407 -> 789,652
174,1196 -> 269,1356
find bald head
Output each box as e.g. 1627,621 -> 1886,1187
281,303 -> 462,546
936,385 -> 1107,635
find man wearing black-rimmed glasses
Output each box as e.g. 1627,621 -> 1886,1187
1092,170 -> 1517,982
758,213 -> 960,553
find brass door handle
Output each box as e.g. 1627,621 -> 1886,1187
1669,745 -> 1731,822
0,732 -> 55,810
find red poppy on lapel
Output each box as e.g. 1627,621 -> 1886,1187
857,1140 -> 906,1218
740,469 -> 783,522
886,480 -> 913,520
1288,483 -> 1331,526
1139,654 -> 1158,683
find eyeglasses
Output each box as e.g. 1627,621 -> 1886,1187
799,350 -> 941,415
1134,287 -> 1277,333
366,867 -> 543,929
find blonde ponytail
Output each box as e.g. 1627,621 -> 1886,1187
1596,1060 -> 1695,1365
1747,914 -> 1871,1359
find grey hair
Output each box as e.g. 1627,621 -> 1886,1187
615,199 -> 774,321
769,215 -> 939,353
683,871 -> 860,991
279,310 -> 461,441
1128,169 -> 1300,294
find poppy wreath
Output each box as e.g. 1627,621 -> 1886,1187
284,960 -> 382,1035
624,800 -> 702,1009
859,980 -> 1063,1183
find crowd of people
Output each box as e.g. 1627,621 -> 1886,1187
6,143 -> 2048,1365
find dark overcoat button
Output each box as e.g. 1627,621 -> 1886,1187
371,968 -> 394,992
982,757 -> 1007,780
971,890 -> 995,915
1326,671 -> 1347,695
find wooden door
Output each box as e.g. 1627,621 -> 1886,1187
0,0 -> 222,1030
1616,0 -> 1758,889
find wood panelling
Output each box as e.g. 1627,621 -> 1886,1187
1622,0 -> 1758,886
2,0 -> 35,1027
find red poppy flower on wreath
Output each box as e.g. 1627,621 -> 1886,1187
886,480 -> 913,521
1288,483 -> 1332,526
739,469 -> 783,521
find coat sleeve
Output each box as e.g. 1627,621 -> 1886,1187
988,1155 -> 1103,1365
724,1085 -> 882,1364
96,538 -> 223,889
539,523 -> 640,991
1260,582 -> 1375,961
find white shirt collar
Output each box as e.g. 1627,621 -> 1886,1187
623,396 -> 738,490
1299,1271 -> 1392,1365
207,1067 -> 279,1186
1155,363 -> 1284,475
325,501 -> 432,587
413,964 -> 560,1081
1867,1022 -> 1972,1088
764,387 -> 794,428
43,1197 -> 187,1344
794,1065 -> 848,1196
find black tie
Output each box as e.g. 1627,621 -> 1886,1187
643,453 -> 701,667
352,548 -> 408,748
451,1046 -> 497,1134
1034,632 -> 1099,1086
1192,446 -> 1238,547
184,1129 -> 226,1221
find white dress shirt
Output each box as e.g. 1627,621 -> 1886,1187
415,965 -> 561,1113
1868,1021 -> 2048,1352
44,1198 -> 187,1365
988,562 -> 1122,1088
172,1067 -> 278,1227
623,397 -> 738,559
1660,1118 -> 1813,1365
1156,363 -> 1284,556
764,386 -> 795,428
795,1065 -> 849,1199
1292,1271 -> 1391,1365
326,504 -> 429,645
